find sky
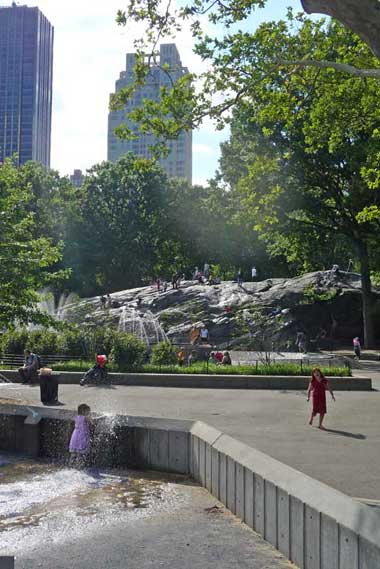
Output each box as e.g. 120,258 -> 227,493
10,0 -> 303,185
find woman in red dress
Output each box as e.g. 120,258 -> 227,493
307,368 -> 336,429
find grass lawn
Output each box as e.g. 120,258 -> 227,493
28,360 -> 351,376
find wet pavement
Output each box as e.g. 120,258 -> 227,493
0,453 -> 294,569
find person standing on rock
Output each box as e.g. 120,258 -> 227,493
251,266 -> 257,280
307,368 -> 335,429
200,326 -> 209,344
296,331 -> 307,353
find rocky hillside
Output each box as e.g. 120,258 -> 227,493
61,271 -> 380,349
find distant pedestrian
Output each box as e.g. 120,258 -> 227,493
172,272 -> 179,290
353,337 -> 361,359
106,294 -> 112,308
204,263 -> 210,280
237,269 -> 243,286
177,348 -> 185,367
251,266 -> 257,280
100,295 -> 107,309
69,404 -> 92,466
187,350 -> 196,366
296,331 -> 307,353
200,326 -> 209,343
307,368 -> 335,429
222,351 -> 232,365
190,326 -> 200,345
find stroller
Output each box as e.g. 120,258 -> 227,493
80,354 -> 110,386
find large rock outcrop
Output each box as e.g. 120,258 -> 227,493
61,271 -> 380,349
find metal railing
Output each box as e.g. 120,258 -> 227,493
0,353 -> 85,369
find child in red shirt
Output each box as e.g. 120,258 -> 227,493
307,368 -> 335,429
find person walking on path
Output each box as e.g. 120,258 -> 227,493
69,404 -> 92,466
353,336 -> 361,359
307,368 -> 335,429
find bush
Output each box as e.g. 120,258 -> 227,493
109,333 -> 147,370
0,329 -> 30,354
26,330 -> 60,354
150,342 -> 178,366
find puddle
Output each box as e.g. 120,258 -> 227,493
0,453 -> 189,550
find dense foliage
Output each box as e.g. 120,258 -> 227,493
0,159 -> 67,330
150,341 -> 178,365
109,333 -> 147,370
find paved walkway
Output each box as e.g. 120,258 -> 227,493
1,371 -> 379,504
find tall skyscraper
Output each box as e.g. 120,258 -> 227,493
0,3 -> 54,166
108,44 -> 192,183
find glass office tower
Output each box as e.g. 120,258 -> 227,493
0,3 -> 54,166
108,44 -> 192,183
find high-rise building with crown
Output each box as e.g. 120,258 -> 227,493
108,44 -> 192,183
0,3 -> 54,166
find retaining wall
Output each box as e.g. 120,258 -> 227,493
0,405 -> 379,568
0,370 -> 372,390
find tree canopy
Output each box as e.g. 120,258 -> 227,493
0,159 -> 66,329
214,18 -> 380,346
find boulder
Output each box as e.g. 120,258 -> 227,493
60,271 -> 380,349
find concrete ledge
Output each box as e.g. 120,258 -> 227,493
0,370 -> 372,390
189,421 -> 380,569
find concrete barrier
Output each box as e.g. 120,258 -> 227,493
189,421 -> 380,569
1,405 -> 379,568
0,369 -> 372,390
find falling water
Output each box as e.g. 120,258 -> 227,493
118,307 -> 167,346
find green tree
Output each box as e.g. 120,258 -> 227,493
216,19 -> 380,346
117,1 -> 380,78
67,155 -> 172,295
0,159 -> 66,329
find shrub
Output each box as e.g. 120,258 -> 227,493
26,330 -> 60,354
109,333 -> 147,370
0,328 -> 30,354
56,327 -> 86,356
150,341 -> 178,366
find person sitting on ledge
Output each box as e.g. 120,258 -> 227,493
222,351 -> 232,365
18,349 -> 40,385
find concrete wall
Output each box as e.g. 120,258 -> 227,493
1,405 -> 379,568
0,370 -> 372,390
189,421 -> 380,569
0,404 -> 192,474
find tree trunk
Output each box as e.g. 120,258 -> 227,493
357,240 -> 375,348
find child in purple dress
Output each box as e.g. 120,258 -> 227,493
69,404 -> 91,466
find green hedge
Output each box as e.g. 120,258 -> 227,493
0,327 -> 124,359
38,360 -> 350,377
150,341 -> 178,366
109,333 -> 147,370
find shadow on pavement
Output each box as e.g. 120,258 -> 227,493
325,428 -> 366,440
